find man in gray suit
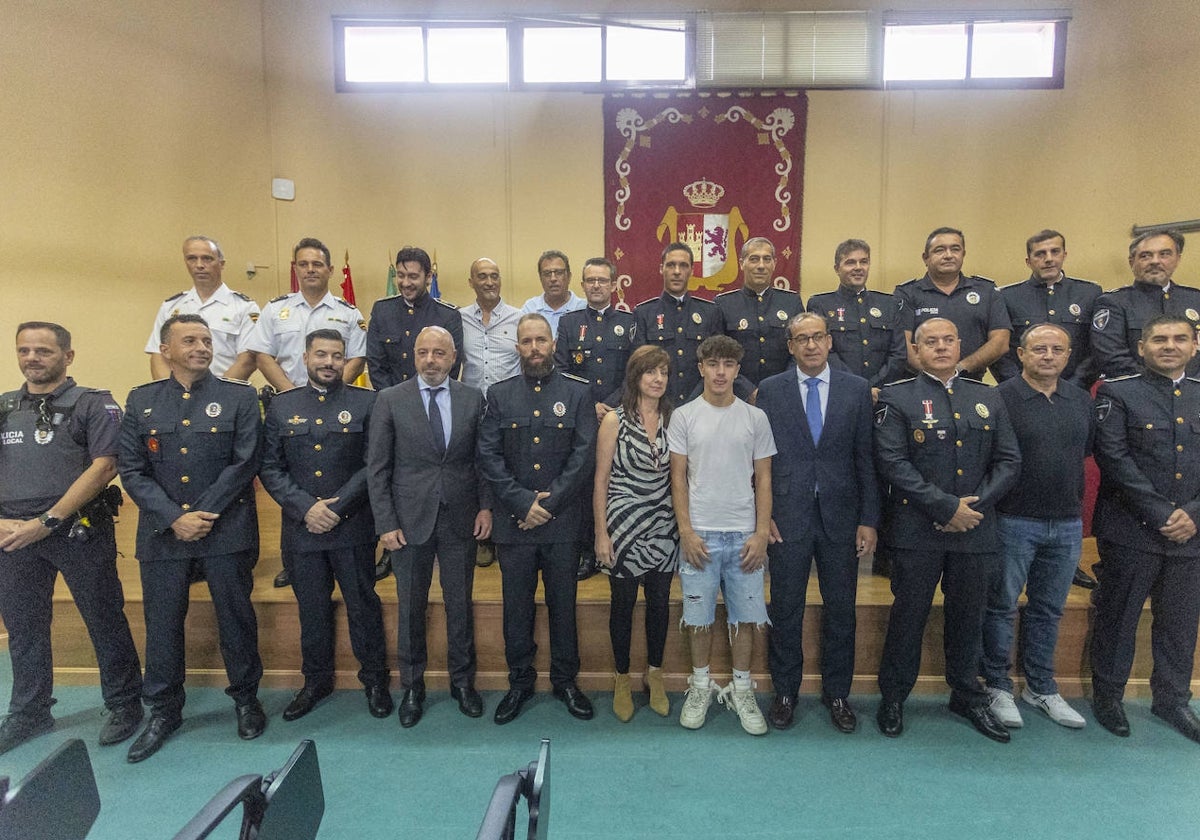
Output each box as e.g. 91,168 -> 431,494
368,326 -> 492,728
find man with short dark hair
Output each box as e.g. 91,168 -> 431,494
894,227 -> 1011,381
260,329 -> 391,724
520,250 -> 586,333
1091,314 -> 1200,742
145,236 -> 259,381
669,334 -> 775,736
1091,230 -> 1200,380
807,238 -> 907,395
478,313 -> 597,725
982,323 -> 1093,731
367,245 -> 464,390
369,326 -> 492,727
0,322 -> 143,755
633,242 -> 724,406
873,318 -> 1020,742
119,313 -> 265,762
715,237 -> 803,385
757,313 -> 878,733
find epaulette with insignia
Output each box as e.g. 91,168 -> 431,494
217,376 -> 253,387
881,377 -> 916,388
232,290 -> 253,301
275,385 -> 304,395
998,280 -> 1025,291
269,293 -> 291,304
969,275 -> 997,285
634,296 -> 663,308
1101,284 -> 1134,295
1102,374 -> 1140,382
164,291 -> 186,302
714,288 -> 738,299
561,372 -> 591,384
129,379 -> 168,391
773,287 -> 799,296
895,278 -> 921,288
345,383 -> 374,392
1187,376 -> 1200,384
336,297 -> 355,308
433,298 -> 459,310
690,296 -> 717,308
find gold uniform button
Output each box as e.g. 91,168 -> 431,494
181,503 -> 191,511
1176,473 -> 1184,480
533,463 -> 541,470
677,349 -> 684,356
533,410 -> 541,417
314,444 -> 322,451
956,440 -> 963,447
407,310 -> 414,316
210,426 -> 217,432
180,447 -> 188,454
901,498 -> 908,505
533,436 -> 540,444
534,386 -> 541,393
956,469 -> 964,476
316,419 -> 323,425
860,318 -> 867,324
315,470 -> 323,477
402,353 -> 408,360
1047,288 -> 1055,295
510,423 -> 517,429
953,413 -> 961,419
181,476 -> 189,483
759,337 -> 765,343
1178,417 -> 1185,425
557,422 -> 564,428
182,393 -> 190,400
318,395 -> 325,402
1048,310 -> 1056,316
677,326 -> 683,334
862,339 -> 869,346
864,362 -> 869,367
1177,445 -> 1184,452
181,419 -> 191,427
758,316 -> 764,322
759,358 -> 766,365
595,316 -> 602,323
597,379 -> 603,385
1175,389 -> 1182,397
405,330 -> 411,337
595,335 -> 602,342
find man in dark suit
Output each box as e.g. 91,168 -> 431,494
757,313 -> 880,732
477,314 -> 598,724
118,314 -> 265,762
260,329 -> 391,724
873,317 -> 1021,742
1091,314 -> 1200,742
368,326 -> 492,727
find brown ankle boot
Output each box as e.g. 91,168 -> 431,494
646,668 -> 669,717
613,673 -> 634,721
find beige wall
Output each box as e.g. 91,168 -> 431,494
3,0 -> 1198,402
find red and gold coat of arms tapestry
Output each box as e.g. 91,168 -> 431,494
603,93 -> 808,310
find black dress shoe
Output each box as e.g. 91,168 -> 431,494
0,712 -> 55,756
99,701 -> 144,746
273,568 -> 292,588
576,551 -> 600,581
876,700 -> 904,737
475,543 -> 496,568
768,694 -> 796,730
553,684 -> 595,719
494,687 -> 535,725
126,714 -> 181,763
823,696 -> 858,734
374,552 -> 393,581
451,685 -> 484,718
949,696 -> 1010,743
1072,567 -> 1097,590
236,699 -> 267,740
1152,704 -> 1200,743
1093,696 -> 1130,736
366,685 -> 394,718
398,686 -> 425,728
283,684 -> 333,722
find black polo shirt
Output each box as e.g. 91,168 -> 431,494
996,375 -> 1094,519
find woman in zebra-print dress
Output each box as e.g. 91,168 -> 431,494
594,345 -> 679,721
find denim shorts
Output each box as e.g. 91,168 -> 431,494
678,530 -> 769,627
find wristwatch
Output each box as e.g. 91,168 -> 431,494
38,512 -> 63,530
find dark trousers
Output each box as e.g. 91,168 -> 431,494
1091,539 -> 1200,707
139,550 -> 262,715
878,547 -> 994,706
497,541 -> 579,690
608,571 -> 673,673
767,517 -> 859,699
292,542 -> 388,689
0,520 -> 142,717
394,511 -> 477,690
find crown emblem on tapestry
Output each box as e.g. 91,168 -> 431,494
683,177 -> 725,209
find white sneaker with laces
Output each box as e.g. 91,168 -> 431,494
1021,687 -> 1086,729
986,686 -> 1024,728
680,677 -> 716,729
719,682 -> 768,736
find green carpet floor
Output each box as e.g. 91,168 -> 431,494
2,655 -> 1199,839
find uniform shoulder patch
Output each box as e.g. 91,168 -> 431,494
561,372 -> 591,384
634,296 -> 662,309
433,298 -> 459,310
970,275 -> 997,285
774,287 -> 799,297
1103,373 -> 1140,383
881,377 -> 915,388
217,376 -> 252,386
164,290 -> 186,302
895,278 -> 920,289
874,405 -> 888,426
714,289 -> 738,299
269,293 -> 291,304
336,297 -> 355,308
232,290 -> 253,302
691,296 -> 717,310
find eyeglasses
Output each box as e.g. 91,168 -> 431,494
581,277 -> 612,286
788,332 -> 828,345
540,269 -> 569,280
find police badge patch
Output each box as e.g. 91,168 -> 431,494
1093,309 -> 1110,331
205,402 -> 222,418
966,291 -> 981,305
874,405 -> 888,427
553,401 -> 567,417
338,410 -> 352,424
1096,397 -> 1112,422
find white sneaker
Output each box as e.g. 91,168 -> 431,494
680,677 -> 716,729
986,687 -> 1024,728
1021,687 -> 1086,729
718,682 -> 768,736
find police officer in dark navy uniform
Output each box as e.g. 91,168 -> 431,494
118,313 -> 265,763
1091,230 -> 1200,381
894,227 -> 1012,382
478,313 -> 598,725
555,257 -> 635,580
633,242 -> 724,406
0,322 -> 143,756
260,329 -> 392,724
991,230 -> 1102,386
807,238 -> 907,394
873,318 -> 1021,743
1090,314 -> 1200,743
716,237 -> 804,386
367,245 -> 464,390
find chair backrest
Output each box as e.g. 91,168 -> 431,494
169,776 -> 264,840
0,739 -> 101,840
475,774 -> 523,840
525,739 -> 550,840
255,740 -> 324,840
475,739 -> 551,840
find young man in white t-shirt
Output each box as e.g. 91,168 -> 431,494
667,335 -> 776,734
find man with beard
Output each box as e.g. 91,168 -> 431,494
119,314 -> 264,762
260,329 -> 391,723
477,314 -> 597,724
0,322 -> 143,755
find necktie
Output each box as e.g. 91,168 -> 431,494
427,386 -> 446,456
805,377 -> 823,445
